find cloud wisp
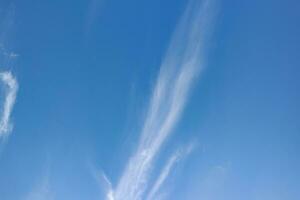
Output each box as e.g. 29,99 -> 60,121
101,0 -> 217,199
146,144 -> 195,200
84,0 -> 106,43
0,71 -> 18,139
0,6 -> 18,140
89,162 -> 114,200
24,171 -> 54,200
146,153 -> 181,200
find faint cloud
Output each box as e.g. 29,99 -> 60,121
0,71 -> 18,139
146,143 -> 196,200
97,0 -> 218,199
84,0 -> 106,41
185,162 -> 231,200
24,172 -> 54,200
0,7 -> 18,138
89,162 -> 114,200
0,4 -> 15,45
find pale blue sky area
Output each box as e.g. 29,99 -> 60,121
0,0 -> 299,200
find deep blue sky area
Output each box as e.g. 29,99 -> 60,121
0,0 -> 299,199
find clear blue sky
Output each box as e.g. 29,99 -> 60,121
0,0 -> 299,199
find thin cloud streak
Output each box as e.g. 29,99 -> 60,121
0,71 -> 18,138
0,5 -> 15,45
89,163 -> 114,200
84,0 -> 106,43
146,154 -> 180,200
105,0 -> 217,199
146,144 -> 195,200
24,173 -> 54,200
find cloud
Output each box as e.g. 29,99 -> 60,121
0,5 -> 18,140
89,163 -> 115,200
146,152 -> 181,200
99,0 -> 217,199
146,143 -> 195,200
0,4 -> 15,46
0,71 -> 18,139
24,157 -> 54,200
84,0 -> 106,41
185,163 -> 230,200
24,173 -> 54,200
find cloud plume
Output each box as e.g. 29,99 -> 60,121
146,143 -> 195,200
24,172 -> 54,200
101,0 -> 217,199
0,71 -> 18,138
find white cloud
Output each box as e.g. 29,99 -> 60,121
84,0 -> 106,41
146,143 -> 195,200
0,71 -> 18,138
24,173 -> 54,200
89,163 -> 115,200
185,163 -> 230,200
0,5 -> 15,45
146,153 -> 180,200
100,0 -> 217,199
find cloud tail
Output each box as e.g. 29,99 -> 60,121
0,71 -> 18,139
100,0 -> 217,199
146,143 -> 195,200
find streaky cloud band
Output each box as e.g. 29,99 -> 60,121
146,143 -> 195,200
102,0 -> 217,199
0,71 -> 18,139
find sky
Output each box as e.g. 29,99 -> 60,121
0,0 -> 300,200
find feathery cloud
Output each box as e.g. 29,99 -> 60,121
146,143 -> 195,200
89,163 -> 114,200
100,0 -> 217,199
84,0 -> 106,42
0,71 -> 18,139
25,173 -> 54,200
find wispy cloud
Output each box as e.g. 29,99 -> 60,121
24,172 -> 54,200
185,163 -> 230,200
0,71 -> 18,139
84,0 -> 106,42
146,153 -> 180,200
146,143 -> 195,200
0,4 -> 18,140
0,5 -> 15,45
100,0 -> 217,199
24,156 -> 54,200
89,163 -> 114,200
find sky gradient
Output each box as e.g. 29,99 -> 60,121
0,0 -> 300,200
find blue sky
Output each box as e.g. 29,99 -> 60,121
0,0 -> 300,199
